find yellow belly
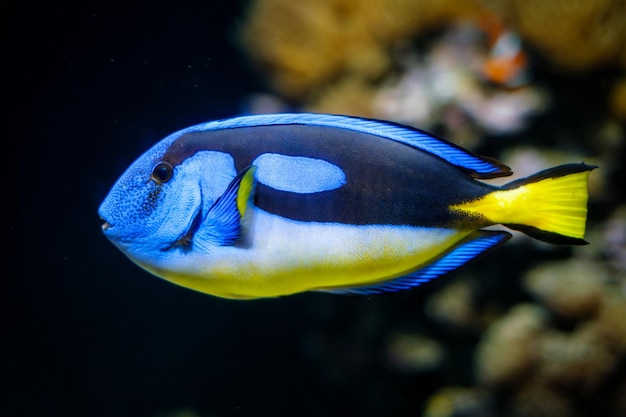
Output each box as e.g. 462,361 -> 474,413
154,210 -> 472,299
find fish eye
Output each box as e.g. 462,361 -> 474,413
152,162 -> 173,183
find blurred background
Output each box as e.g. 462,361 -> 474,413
9,0 -> 626,416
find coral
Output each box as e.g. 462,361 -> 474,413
471,258 -> 626,416
385,332 -> 444,374
423,252 -> 626,416
610,76 -> 626,120
239,1 -> 552,137
239,0 -> 626,123
425,276 -> 483,332
523,260 -> 607,320
239,0 -> 480,99
306,77 -> 379,118
240,0 -> 626,97
481,0 -> 626,71
534,318 -> 621,393
506,384 -> 576,417
475,303 -> 547,387
369,24 -> 548,136
598,205 -> 626,272
422,386 -> 495,417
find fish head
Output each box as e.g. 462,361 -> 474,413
98,133 -> 238,269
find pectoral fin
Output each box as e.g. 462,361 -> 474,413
194,166 -> 257,247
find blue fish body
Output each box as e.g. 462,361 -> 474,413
99,113 -> 594,299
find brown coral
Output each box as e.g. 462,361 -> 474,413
523,260 -> 607,321
238,0 -> 479,99
240,0 -> 626,103
425,277 -> 483,332
535,323 -> 620,393
475,303 -> 548,386
385,332 -> 444,374
507,384 -> 576,417
472,258 -> 626,416
422,386 -> 495,417
610,76 -> 626,121
482,0 -> 626,71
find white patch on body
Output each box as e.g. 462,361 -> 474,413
253,153 -> 346,193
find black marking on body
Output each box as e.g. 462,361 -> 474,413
140,184 -> 163,217
163,125 -> 495,227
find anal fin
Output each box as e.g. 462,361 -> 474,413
319,230 -> 511,295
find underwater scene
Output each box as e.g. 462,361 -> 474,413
10,0 -> 626,416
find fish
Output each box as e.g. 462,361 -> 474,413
479,14 -> 530,89
98,113 -> 595,299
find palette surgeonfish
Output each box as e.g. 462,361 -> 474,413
98,113 -> 595,299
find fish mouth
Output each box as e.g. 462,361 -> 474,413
101,219 -> 112,231
99,213 -> 113,233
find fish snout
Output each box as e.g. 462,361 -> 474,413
100,218 -> 112,232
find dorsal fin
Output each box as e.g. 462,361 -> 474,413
176,113 -> 512,179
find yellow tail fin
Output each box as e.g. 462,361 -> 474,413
452,164 -> 596,245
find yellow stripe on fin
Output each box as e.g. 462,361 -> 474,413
452,163 -> 596,245
236,166 -> 257,218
